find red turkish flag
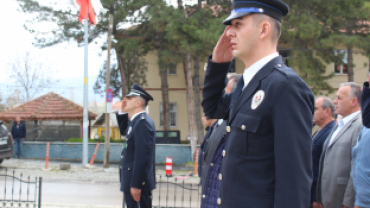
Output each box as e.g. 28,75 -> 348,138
76,0 -> 96,25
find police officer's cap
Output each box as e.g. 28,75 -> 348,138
126,83 -> 154,103
223,0 -> 289,25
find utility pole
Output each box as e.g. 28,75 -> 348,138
104,14 -> 113,168
82,18 -> 89,166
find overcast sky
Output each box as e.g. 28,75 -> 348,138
0,0 -> 109,105
0,0 -> 198,105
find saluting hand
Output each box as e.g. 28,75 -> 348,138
130,187 -> 141,202
121,98 -> 128,113
212,26 -> 234,63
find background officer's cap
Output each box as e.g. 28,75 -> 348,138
223,0 -> 289,25
126,83 -> 154,103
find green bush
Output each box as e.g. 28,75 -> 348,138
66,137 -> 125,143
180,140 -> 189,144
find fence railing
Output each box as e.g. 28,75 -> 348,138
0,169 -> 42,208
123,175 -> 201,208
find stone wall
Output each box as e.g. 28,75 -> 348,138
13,142 -> 194,164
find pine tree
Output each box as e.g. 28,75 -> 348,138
292,0 -> 370,82
281,0 -> 335,94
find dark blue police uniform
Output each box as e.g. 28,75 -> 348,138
116,84 -> 156,208
202,55 -> 314,208
202,1 -> 314,207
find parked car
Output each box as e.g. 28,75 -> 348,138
0,120 -> 13,164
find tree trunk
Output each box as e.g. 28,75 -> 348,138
159,69 -> 170,131
197,0 -> 202,10
347,46 -> 354,82
116,52 -> 129,97
192,56 -> 204,144
178,0 -> 183,9
158,46 -> 170,131
184,53 -> 197,160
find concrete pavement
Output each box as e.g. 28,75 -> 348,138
0,158 -> 201,208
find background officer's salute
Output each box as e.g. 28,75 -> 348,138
116,84 -> 156,208
201,0 -> 315,207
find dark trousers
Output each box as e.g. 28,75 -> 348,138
123,191 -> 152,208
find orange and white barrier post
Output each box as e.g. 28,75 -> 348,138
45,143 -> 50,169
166,157 -> 173,177
194,148 -> 199,176
90,142 -> 101,166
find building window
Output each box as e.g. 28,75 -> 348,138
167,63 -> 177,75
334,50 -> 348,74
159,102 -> 177,127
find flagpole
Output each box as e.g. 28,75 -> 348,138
82,18 -> 89,166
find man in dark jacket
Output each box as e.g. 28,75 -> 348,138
11,116 -> 26,159
201,73 -> 241,189
116,84 -> 156,208
198,115 -> 217,183
311,97 -> 335,208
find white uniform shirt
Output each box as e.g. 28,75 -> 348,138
243,52 -> 279,90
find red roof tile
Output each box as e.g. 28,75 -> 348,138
0,92 -> 97,121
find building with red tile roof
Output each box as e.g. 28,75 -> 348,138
0,92 -> 97,121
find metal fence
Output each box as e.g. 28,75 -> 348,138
0,169 -> 42,208
123,175 -> 201,208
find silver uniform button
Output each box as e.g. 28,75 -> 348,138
277,64 -> 282,67
121,156 -> 123,158
120,166 -> 122,169
222,150 -> 226,157
210,163 -> 214,167
217,197 -> 222,205
241,125 -> 246,130
218,173 -> 222,181
142,182 -> 145,186
226,126 -> 231,132
203,195 -> 206,198
128,168 -> 130,170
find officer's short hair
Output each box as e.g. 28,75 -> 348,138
317,96 -> 335,118
135,96 -> 148,109
340,82 -> 362,107
228,73 -> 242,92
251,14 -> 281,45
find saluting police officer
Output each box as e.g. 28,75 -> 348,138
202,0 -> 315,207
116,84 -> 156,208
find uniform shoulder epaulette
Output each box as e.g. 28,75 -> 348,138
274,63 -> 296,78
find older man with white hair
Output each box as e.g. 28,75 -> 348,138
316,82 -> 363,208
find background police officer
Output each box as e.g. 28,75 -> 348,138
202,0 -> 315,207
116,84 -> 156,208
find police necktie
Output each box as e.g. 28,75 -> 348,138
232,75 -> 245,103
